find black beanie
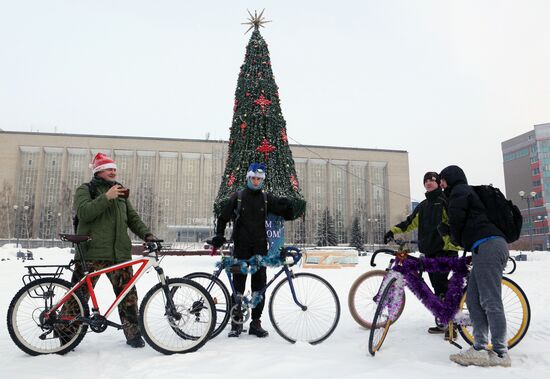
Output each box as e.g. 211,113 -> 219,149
423,171 -> 440,185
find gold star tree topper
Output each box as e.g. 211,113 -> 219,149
242,9 -> 272,34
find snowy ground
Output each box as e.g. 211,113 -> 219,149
0,245 -> 549,379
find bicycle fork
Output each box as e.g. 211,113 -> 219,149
154,266 -> 182,321
283,268 -> 307,311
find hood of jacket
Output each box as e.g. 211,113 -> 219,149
440,165 -> 468,195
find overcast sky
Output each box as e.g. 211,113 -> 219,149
1,0 -> 549,202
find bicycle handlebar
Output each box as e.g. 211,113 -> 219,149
144,240 -> 164,254
370,249 -> 398,267
370,246 -> 420,267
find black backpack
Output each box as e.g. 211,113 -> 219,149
471,185 -> 523,243
72,182 -> 98,233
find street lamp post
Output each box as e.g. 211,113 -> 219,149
519,190 -> 536,252
367,218 -> 378,252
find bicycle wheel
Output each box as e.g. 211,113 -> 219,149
348,270 -> 406,329
504,257 -> 517,275
7,278 -> 89,355
368,277 -> 398,356
184,272 -> 231,339
458,277 -> 530,349
268,272 -> 340,345
139,278 -> 215,354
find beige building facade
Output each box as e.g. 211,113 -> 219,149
0,131 -> 410,245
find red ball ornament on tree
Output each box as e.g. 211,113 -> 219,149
228,173 -> 236,187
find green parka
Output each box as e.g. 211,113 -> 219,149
73,177 -> 151,263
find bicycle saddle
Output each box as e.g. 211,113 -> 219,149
59,234 -> 91,244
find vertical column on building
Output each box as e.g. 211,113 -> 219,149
30,148 -> 46,239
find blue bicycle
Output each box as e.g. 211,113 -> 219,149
184,243 -> 340,344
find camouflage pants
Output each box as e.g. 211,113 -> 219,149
61,260 -> 140,341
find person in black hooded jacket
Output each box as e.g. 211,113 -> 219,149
439,165 -> 511,367
384,172 -> 460,335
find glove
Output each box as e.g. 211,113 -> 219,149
145,234 -> 157,242
383,230 -> 394,244
211,235 -> 227,248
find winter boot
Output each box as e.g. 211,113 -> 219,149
126,335 -> 145,348
228,322 -> 243,338
249,319 -> 269,338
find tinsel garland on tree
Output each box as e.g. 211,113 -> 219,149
213,24 -> 306,218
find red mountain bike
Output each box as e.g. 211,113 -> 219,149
7,234 -> 216,355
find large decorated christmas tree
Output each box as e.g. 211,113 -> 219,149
214,11 -> 306,219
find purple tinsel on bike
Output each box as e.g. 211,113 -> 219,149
392,256 -> 470,325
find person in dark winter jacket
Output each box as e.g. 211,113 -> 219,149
384,171 -> 460,335
63,153 -> 155,349
212,163 -> 294,338
440,165 -> 511,367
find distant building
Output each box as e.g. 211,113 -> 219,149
0,131 -> 411,244
502,123 -> 550,250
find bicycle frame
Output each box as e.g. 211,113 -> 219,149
210,247 -> 307,311
45,253 -> 163,322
